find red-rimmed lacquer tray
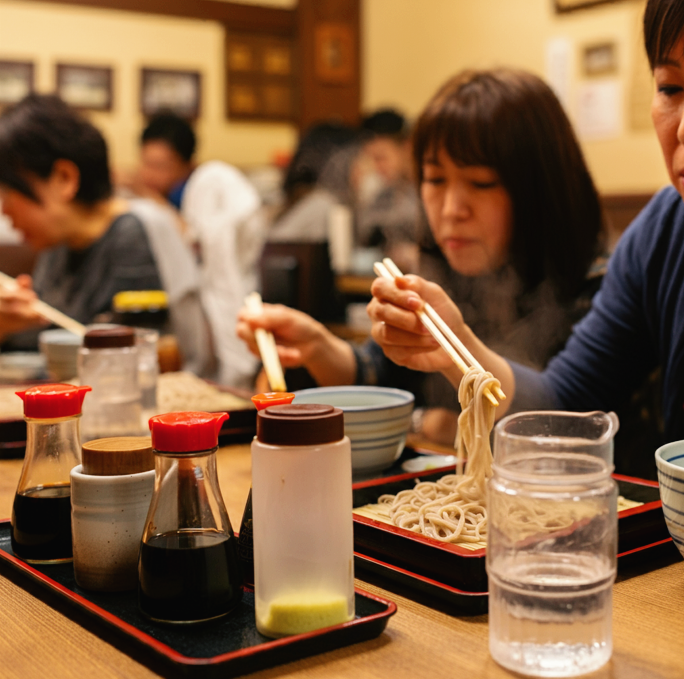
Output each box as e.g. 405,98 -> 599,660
0,521 -> 396,679
352,468 -> 672,596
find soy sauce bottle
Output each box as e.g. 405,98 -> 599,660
237,392 -> 295,587
139,411 -> 243,624
11,384 -> 91,564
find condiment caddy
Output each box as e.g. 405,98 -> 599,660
0,391 -> 396,676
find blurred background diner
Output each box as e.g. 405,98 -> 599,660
0,0 -> 670,468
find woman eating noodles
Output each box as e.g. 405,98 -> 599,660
366,0 -> 684,475
239,67 -> 605,442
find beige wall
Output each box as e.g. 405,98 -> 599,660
0,0 -> 298,172
362,0 -> 668,194
0,0 -> 670,193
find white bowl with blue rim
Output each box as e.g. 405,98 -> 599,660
655,440 -> 684,559
293,386 -> 414,472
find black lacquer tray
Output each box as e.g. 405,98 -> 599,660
354,551 -> 488,616
352,468 -> 670,594
0,521 -> 396,679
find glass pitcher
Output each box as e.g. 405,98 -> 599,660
138,411 -> 243,624
487,410 -> 619,677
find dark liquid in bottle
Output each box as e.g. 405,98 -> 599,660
11,484 -> 73,563
237,488 -> 254,587
138,529 -> 243,623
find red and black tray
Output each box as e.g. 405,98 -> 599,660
0,521 -> 396,679
352,467 -> 673,597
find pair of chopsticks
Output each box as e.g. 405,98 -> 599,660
373,258 -> 506,407
0,270 -> 86,337
244,291 -> 287,393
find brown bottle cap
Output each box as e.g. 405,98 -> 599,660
257,404 -> 344,446
83,326 -> 135,349
82,436 -> 154,475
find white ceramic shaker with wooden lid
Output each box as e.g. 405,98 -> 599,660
70,436 -> 155,591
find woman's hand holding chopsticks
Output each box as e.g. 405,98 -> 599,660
368,271 -> 515,416
368,273 -> 465,375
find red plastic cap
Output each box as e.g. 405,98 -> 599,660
149,411 -> 229,452
251,392 -> 295,412
16,384 -> 92,419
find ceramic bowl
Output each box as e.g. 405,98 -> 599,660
655,440 -> 684,559
293,386 -> 414,472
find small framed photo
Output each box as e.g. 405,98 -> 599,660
140,68 -> 201,119
582,42 -> 618,77
314,22 -> 355,84
0,60 -> 34,105
56,63 -> 113,111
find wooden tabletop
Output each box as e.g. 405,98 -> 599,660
0,444 -> 683,679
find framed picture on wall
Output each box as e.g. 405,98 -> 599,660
225,31 -> 296,122
140,68 -> 201,119
314,22 -> 355,84
56,63 -> 113,111
0,60 -> 34,105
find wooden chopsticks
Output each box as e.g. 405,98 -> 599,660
373,258 -> 506,407
0,270 -> 86,337
244,291 -> 287,393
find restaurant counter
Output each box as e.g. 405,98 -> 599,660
0,443 -> 681,679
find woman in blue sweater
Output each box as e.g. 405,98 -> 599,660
367,0 -> 684,476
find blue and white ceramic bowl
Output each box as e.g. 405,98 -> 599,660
293,386 -> 414,472
655,440 -> 684,559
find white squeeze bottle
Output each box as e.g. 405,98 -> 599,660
251,402 -> 355,637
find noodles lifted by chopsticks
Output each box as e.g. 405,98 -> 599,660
378,367 -> 500,544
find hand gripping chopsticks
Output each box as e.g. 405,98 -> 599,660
373,258 -> 506,407
0,270 -> 86,337
244,291 -> 287,393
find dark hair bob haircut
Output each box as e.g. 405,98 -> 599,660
0,94 -> 112,206
412,68 -> 603,300
644,0 -> 684,70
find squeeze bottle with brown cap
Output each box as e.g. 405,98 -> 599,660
11,383 -> 91,564
251,403 -> 354,638
78,325 -> 142,441
238,392 -> 296,587
139,412 -> 243,624
70,436 -> 156,591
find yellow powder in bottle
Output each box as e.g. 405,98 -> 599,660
258,592 -> 352,636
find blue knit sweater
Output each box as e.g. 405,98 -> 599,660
512,185 -> 684,443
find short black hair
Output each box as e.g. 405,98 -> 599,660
644,0 -> 684,69
141,113 -> 196,162
361,108 -> 408,141
0,94 -> 112,205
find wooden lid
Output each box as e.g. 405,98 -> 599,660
82,436 -> 154,475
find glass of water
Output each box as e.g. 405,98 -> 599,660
487,411 -> 619,677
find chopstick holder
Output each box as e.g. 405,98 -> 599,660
373,259 -> 505,407
0,271 -> 86,337
244,291 -> 287,393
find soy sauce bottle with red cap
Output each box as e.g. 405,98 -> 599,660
11,384 -> 91,564
138,411 -> 243,624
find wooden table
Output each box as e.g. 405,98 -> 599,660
0,444 -> 682,679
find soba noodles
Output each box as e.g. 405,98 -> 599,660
378,367 -> 499,544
